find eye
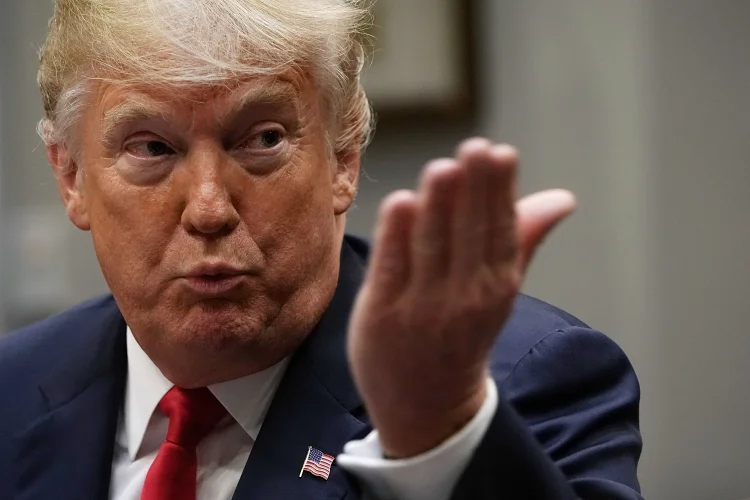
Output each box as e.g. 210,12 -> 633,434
240,125 -> 287,152
125,140 -> 175,159
259,130 -> 282,148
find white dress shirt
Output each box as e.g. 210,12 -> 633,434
110,328 -> 498,500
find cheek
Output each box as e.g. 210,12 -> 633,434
86,171 -> 176,277
245,150 -> 336,278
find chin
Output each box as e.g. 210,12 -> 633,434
170,299 -> 273,352
200,307 -> 269,349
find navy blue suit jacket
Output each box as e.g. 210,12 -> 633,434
0,235 -> 642,499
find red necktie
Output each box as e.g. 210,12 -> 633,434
141,387 -> 227,500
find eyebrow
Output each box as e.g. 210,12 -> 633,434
101,97 -> 172,146
100,83 -> 302,146
235,83 -> 300,110
218,82 -> 302,130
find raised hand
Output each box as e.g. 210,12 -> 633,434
347,138 -> 577,458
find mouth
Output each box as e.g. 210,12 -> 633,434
181,264 -> 254,296
182,273 -> 249,296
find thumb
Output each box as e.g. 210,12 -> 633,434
516,189 -> 577,272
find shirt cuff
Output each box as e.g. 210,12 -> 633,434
337,377 -> 498,500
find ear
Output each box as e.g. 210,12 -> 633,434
332,149 -> 361,215
47,143 -> 91,231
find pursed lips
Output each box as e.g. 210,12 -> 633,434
181,263 -> 255,295
186,263 -> 249,277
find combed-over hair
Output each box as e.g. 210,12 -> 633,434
37,0 -> 375,165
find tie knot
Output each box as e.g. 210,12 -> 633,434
158,387 -> 227,449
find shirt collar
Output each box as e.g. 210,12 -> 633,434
124,327 -> 289,460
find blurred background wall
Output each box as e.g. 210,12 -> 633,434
1,1 -> 748,498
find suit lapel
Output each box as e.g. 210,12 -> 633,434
12,298 -> 127,500
233,238 -> 371,500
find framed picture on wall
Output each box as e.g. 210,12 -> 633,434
361,0 -> 478,120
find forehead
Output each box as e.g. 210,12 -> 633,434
89,71 -> 322,142
98,73 -> 310,117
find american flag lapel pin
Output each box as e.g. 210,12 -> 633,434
299,446 -> 335,480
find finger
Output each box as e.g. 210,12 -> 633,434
451,138 -> 497,277
516,189 -> 577,273
411,159 -> 461,285
487,144 -> 519,266
367,190 -> 419,298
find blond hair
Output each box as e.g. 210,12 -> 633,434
37,0 -> 374,164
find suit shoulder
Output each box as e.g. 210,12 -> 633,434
0,295 -> 124,450
0,295 -> 118,379
490,294 -> 607,382
462,299 -> 641,498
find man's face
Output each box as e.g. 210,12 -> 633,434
51,73 -> 359,383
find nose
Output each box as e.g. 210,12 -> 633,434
180,150 -> 241,236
